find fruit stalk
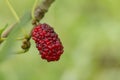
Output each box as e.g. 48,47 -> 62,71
32,0 -> 55,25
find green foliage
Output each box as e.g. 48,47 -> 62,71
0,11 -> 31,62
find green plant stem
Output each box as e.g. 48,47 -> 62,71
1,23 -> 16,38
32,0 -> 39,19
5,0 -> 20,22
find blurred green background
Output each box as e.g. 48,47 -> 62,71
1,0 -> 120,80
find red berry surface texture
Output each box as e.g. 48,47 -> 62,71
32,23 -> 64,62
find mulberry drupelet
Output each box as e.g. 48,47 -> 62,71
32,23 -> 64,62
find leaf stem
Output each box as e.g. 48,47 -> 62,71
5,0 -> 20,22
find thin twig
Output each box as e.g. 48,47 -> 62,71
1,23 -> 17,38
5,0 -> 20,22
32,0 -> 39,19
34,0 -> 55,22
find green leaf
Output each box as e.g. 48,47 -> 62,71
0,11 -> 31,62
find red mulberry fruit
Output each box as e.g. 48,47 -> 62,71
32,23 -> 64,62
